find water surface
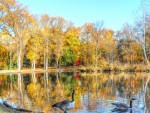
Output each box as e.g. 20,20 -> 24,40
0,72 -> 150,113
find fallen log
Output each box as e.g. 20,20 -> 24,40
3,101 -> 43,113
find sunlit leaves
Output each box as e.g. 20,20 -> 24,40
0,44 -> 8,68
1,0 -> 150,69
26,27 -> 44,67
62,27 -> 80,65
26,37 -> 43,60
80,23 -> 115,67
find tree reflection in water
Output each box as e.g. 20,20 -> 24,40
0,72 -> 149,113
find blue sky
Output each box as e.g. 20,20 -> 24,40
18,0 -> 141,31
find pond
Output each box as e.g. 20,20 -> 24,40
0,72 -> 150,113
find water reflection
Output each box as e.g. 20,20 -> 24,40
0,72 -> 149,113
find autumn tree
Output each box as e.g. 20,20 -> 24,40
134,0 -> 150,65
52,17 -> 66,68
116,23 -> 140,63
80,23 -> 95,66
62,25 -> 80,66
0,44 -> 8,69
40,14 -> 53,70
144,14 -> 150,61
26,23 -> 44,70
91,21 -> 104,69
80,22 -> 115,68
102,29 -> 115,63
0,0 -> 34,70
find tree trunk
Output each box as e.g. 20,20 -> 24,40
56,57 -> 60,69
17,47 -> 22,70
45,40 -> 49,70
142,0 -> 149,65
9,46 -> 11,70
45,56 -> 48,70
44,51 -> 46,69
32,59 -> 36,70
95,41 -> 98,71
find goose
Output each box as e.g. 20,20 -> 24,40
52,90 -> 75,113
111,97 -> 136,112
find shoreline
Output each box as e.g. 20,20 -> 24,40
0,65 -> 150,74
0,69 -> 58,74
0,67 -> 82,74
0,103 -> 20,113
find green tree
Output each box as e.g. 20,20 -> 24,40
62,26 -> 80,66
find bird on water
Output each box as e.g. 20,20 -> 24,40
111,97 -> 136,112
52,90 -> 75,113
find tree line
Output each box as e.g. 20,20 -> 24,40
0,0 -> 150,70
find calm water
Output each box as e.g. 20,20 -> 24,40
0,72 -> 150,113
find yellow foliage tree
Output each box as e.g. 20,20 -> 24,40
26,35 -> 44,70
0,0 -> 35,70
101,29 -> 115,63
0,44 -> 8,69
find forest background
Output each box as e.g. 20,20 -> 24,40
1,0 -> 150,72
